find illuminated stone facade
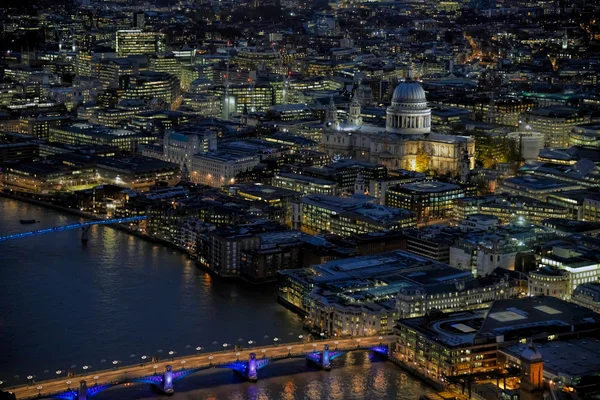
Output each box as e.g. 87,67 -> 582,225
321,81 -> 474,176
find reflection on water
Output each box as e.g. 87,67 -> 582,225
94,357 -> 433,400
0,198 -> 434,399
0,198 -> 303,382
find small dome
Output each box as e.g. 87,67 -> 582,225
392,81 -> 427,103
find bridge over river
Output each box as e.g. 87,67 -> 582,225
7,336 -> 395,399
0,216 -> 146,243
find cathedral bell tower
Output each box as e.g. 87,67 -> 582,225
325,96 -> 339,131
348,96 -> 363,127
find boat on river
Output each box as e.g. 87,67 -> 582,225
19,219 -> 38,224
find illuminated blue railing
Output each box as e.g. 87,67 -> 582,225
0,216 -> 146,242
87,383 -> 114,397
370,345 -> 389,356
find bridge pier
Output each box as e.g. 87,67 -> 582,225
162,365 -> 174,394
321,344 -> 331,371
248,353 -> 258,382
370,344 -> 389,359
78,380 -> 87,400
306,344 -> 341,371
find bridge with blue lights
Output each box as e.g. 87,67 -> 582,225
7,336 -> 394,399
0,216 -> 146,243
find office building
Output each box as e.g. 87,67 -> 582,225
295,194 -> 416,236
191,152 -> 260,187
272,172 -> 339,196
122,71 -> 181,108
497,176 -> 582,202
537,242 -> 600,295
160,128 -> 217,168
49,123 -> 154,151
97,58 -> 138,90
386,181 -> 471,223
571,282 -> 600,313
116,30 -> 166,57
278,250 -> 473,334
519,106 -> 590,148
394,297 -> 600,380
569,123 -> 600,148
455,195 -> 570,224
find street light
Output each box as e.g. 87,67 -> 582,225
56,370 -> 62,376
66,381 -> 72,389
298,335 -> 304,343
236,352 -> 240,360
153,365 -> 158,374
222,343 -> 228,351
273,337 -> 279,346
36,385 -> 42,395
82,365 -> 89,371
94,376 -> 99,385
180,360 -> 186,368
248,340 -> 254,348
287,346 -> 292,356
27,375 -> 34,385
320,332 -> 325,340
196,347 -> 202,354
141,355 -> 148,363
112,360 -> 119,368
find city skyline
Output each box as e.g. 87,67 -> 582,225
1,0 -> 600,398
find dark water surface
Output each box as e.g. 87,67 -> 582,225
0,197 -> 431,399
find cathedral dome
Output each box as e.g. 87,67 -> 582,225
392,81 -> 427,104
386,80 -> 431,134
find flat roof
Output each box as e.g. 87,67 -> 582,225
275,173 -> 337,186
501,176 -> 577,191
503,339 -> 600,379
397,297 -> 600,347
392,180 -> 461,193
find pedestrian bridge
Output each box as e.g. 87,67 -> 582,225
7,336 -> 395,399
0,216 -> 146,243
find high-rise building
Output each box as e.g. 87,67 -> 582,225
116,30 -> 166,58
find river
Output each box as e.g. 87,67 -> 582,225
0,197 -> 433,398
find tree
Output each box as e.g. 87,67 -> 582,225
415,148 -> 431,173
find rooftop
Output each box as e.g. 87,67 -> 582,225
391,180 -> 461,193
398,297 -> 600,348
